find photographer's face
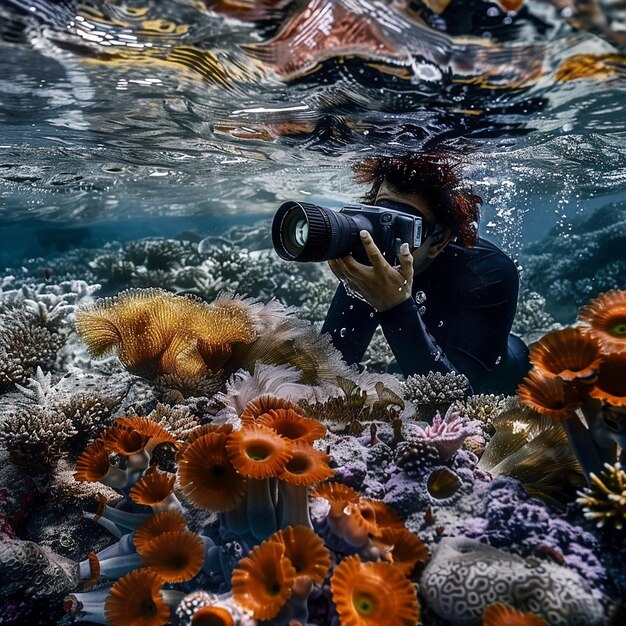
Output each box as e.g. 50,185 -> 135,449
375,182 -> 452,274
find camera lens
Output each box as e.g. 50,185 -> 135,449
272,201 -> 361,262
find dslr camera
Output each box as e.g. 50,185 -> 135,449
272,199 -> 432,265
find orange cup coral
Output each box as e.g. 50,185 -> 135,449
578,289 -> 626,354
138,530 -> 205,583
517,370 -> 581,419
226,424 -> 293,479
231,540 -> 297,620
257,408 -> 327,443
529,327 -> 603,383
104,568 -> 170,626
330,555 -> 419,626
177,431 -> 247,512
588,352 -> 626,407
133,510 -> 187,553
267,526 -> 331,584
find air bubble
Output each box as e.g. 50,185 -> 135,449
415,291 -> 427,304
495,356 -> 502,365
418,306 -> 426,315
340,328 -> 347,337
369,312 -> 374,317
438,320 -> 444,327
349,305 -> 354,310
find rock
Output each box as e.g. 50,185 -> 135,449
420,537 -> 604,626
0,539 -> 78,598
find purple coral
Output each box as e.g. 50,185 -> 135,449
461,477 -> 606,586
413,407 -> 482,462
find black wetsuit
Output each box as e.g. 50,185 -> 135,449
321,237 -> 530,395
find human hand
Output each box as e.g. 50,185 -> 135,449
328,230 -> 414,312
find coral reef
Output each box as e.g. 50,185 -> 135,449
520,202 -> 626,322
0,234 -> 622,626
511,288 -> 562,345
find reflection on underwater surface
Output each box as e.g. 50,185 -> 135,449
0,0 -> 625,255
0,2 -> 626,625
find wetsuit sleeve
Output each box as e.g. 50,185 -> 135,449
321,283 -> 379,366
377,297 -> 461,378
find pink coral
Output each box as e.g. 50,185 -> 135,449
414,408 -> 482,462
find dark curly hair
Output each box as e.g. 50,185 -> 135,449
352,153 -> 482,248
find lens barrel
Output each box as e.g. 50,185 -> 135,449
272,201 -> 361,262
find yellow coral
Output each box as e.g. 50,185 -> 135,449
75,288 -> 256,381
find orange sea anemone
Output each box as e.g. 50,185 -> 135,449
530,327 -> 603,383
178,423 -> 233,457
177,432 -> 247,512
279,442 -> 334,486
330,555 -> 419,626
589,352 -> 626,407
114,416 -> 178,450
133,510 -> 187,553
578,290 -> 626,354
376,527 -> 430,575
129,465 -> 176,508
104,568 -> 170,626
366,500 -> 405,530
139,530 -> 205,583
313,482 -> 360,514
191,606 -> 235,626
267,526 -> 331,583
74,439 -> 111,483
517,370 -> 581,419
226,424 -> 293,479
483,603 -> 549,626
102,425 -> 149,456
231,540 -> 297,620
240,394 -> 302,424
257,408 -> 327,443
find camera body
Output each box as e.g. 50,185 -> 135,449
272,200 -> 425,265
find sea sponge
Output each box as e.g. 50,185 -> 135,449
0,539 -> 79,598
420,537 -> 603,626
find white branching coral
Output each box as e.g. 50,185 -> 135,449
0,310 -> 65,389
0,404 -> 77,468
0,366 -> 129,467
402,371 -> 469,407
577,462 -> 626,530
452,394 -> 514,431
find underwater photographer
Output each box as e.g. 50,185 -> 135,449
272,152 -> 530,395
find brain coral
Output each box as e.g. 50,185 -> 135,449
420,537 -> 604,626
